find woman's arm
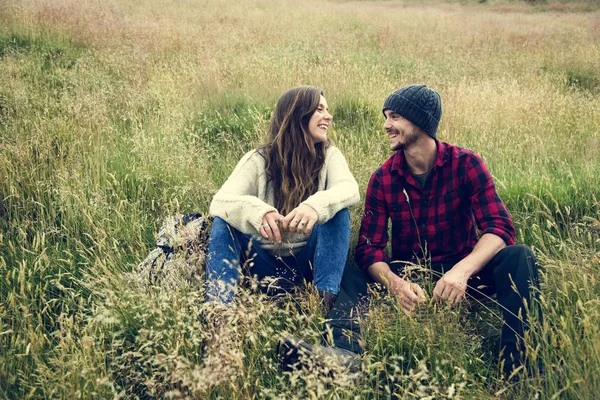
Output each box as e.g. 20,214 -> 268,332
209,150 -> 277,234
301,147 -> 360,223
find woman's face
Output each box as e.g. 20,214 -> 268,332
307,95 -> 332,144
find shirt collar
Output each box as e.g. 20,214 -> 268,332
391,140 -> 448,175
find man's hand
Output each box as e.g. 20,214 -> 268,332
282,204 -> 318,235
387,273 -> 427,315
260,211 -> 284,243
432,263 -> 472,305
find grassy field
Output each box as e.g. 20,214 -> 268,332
1,0 -> 599,398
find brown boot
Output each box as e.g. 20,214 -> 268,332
319,290 -> 337,315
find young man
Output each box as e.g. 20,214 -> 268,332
326,84 -> 541,378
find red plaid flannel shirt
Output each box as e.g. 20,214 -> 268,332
354,141 -> 515,271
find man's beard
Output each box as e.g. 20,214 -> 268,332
391,129 -> 420,151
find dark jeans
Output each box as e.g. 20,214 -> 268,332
327,245 -> 541,372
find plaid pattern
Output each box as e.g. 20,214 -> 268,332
355,141 -> 515,270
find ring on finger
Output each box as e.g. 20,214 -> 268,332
299,221 -> 306,226
264,223 -> 270,228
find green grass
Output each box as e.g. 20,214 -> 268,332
1,0 -> 599,398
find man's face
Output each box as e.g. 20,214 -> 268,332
383,110 -> 421,151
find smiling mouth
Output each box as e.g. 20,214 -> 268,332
318,124 -> 328,130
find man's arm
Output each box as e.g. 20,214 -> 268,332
433,152 -> 514,304
432,233 -> 505,304
369,261 -> 426,314
354,173 -> 390,269
354,172 -> 425,314
467,152 -> 515,245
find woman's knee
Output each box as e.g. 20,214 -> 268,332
207,217 -> 245,263
333,208 -> 351,225
209,217 -> 237,241
337,208 -> 351,218
319,208 -> 350,236
320,208 -> 348,226
210,216 -> 228,232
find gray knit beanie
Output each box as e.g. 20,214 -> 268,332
382,84 -> 443,138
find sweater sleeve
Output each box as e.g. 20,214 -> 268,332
209,150 -> 277,234
301,147 -> 360,223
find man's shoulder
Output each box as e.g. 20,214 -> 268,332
442,142 -> 484,165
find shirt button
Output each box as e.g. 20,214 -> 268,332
421,224 -> 426,228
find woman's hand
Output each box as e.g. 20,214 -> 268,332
260,211 -> 284,243
282,204 -> 318,234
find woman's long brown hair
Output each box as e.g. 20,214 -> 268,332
258,86 -> 330,216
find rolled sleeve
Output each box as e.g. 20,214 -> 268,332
467,154 -> 515,246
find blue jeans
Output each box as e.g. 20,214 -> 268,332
205,209 -> 351,303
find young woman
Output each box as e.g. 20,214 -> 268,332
205,86 -> 360,309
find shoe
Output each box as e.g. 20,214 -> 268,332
278,335 -> 361,373
500,343 -> 524,383
318,291 -> 337,315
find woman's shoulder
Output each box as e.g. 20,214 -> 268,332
324,145 -> 347,161
325,145 -> 341,156
238,148 -> 266,165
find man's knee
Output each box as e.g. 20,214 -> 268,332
499,244 -> 533,259
340,263 -> 371,287
494,244 -> 539,282
496,245 -> 535,266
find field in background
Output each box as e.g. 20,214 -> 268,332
1,0 -> 599,398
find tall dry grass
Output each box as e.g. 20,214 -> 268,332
1,0 -> 599,398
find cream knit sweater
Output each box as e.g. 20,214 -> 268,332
209,146 -> 360,257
